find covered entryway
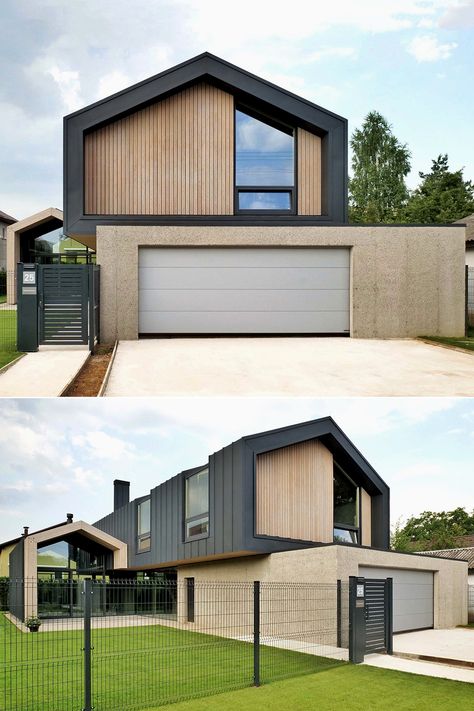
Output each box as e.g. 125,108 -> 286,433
360,567 -> 434,633
138,247 -> 350,334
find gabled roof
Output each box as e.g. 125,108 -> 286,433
0,210 -> 16,224
454,213 -> 474,242
0,517 -> 72,551
65,52 -> 346,135
241,415 -> 389,497
418,547 -> 474,569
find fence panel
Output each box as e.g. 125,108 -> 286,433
1,578 -> 349,711
0,272 -> 18,353
468,266 -> 474,329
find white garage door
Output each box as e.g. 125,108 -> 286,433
138,247 -> 350,334
360,566 -> 434,633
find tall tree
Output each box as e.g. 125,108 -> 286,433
404,154 -> 474,223
391,507 -> 474,552
349,111 -> 411,223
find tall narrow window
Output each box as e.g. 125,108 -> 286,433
184,468 -> 209,540
235,108 -> 295,213
333,463 -> 359,544
137,498 -> 151,552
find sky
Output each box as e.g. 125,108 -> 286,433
1,0 -> 473,219
0,397 -> 473,542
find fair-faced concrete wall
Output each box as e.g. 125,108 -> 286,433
96,225 -> 466,341
176,544 -> 467,629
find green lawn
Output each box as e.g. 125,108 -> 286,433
0,295 -> 6,304
144,665 -> 474,711
0,614 -> 343,711
0,309 -> 21,367
421,327 -> 474,353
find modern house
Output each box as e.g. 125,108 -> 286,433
6,417 -> 467,631
0,210 -> 16,272
61,52 -> 466,342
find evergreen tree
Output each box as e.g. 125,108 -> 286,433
404,154 -> 474,223
349,111 -> 411,223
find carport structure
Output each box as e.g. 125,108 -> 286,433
8,520 -> 127,621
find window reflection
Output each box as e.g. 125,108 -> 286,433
236,110 -> 294,187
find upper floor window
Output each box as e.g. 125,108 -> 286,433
137,498 -> 151,552
333,463 -> 359,544
235,108 -> 294,214
184,467 -> 209,540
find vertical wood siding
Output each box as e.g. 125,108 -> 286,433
297,128 -> 322,215
256,440 -> 333,542
84,83 -> 234,215
361,489 -> 372,547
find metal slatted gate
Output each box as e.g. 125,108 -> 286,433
38,264 -> 100,348
365,578 -> 392,655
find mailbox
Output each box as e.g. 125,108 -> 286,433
17,263 -> 39,352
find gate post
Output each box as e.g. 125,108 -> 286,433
16,263 -> 39,352
336,579 -> 342,648
82,579 -> 93,711
349,576 -> 366,664
253,581 -> 260,687
385,578 -> 393,655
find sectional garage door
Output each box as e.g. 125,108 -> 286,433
360,567 -> 434,633
138,247 -> 350,334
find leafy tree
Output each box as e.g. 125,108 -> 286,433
403,154 -> 474,223
349,111 -> 411,223
391,508 -> 474,552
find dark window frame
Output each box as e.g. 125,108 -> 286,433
234,104 -> 297,216
183,467 -> 210,543
333,461 -> 360,545
136,497 -> 151,554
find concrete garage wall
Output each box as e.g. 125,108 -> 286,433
175,544 -> 467,629
96,225 -> 465,341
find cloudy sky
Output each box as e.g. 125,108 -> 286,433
0,397 -> 473,542
0,0 -> 473,219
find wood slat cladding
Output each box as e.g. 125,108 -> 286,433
297,128 -> 322,215
361,489 -> 372,547
84,83 -> 234,215
256,439 -> 333,542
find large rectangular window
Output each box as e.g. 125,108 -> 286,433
185,468 -> 209,540
235,108 -> 295,213
333,463 -> 359,544
137,498 -> 151,552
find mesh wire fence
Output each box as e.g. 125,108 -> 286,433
1,578 -> 348,711
0,272 -> 17,353
468,266 -> 474,329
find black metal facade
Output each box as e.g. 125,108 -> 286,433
94,417 -> 390,572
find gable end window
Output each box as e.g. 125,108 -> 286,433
137,498 -> 151,552
184,468 -> 209,541
235,107 -> 295,214
333,462 -> 359,544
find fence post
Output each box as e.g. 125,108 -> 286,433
82,579 -> 93,711
253,580 -> 260,687
385,578 -> 393,655
88,264 -> 94,353
348,576 -> 365,664
466,265 -> 469,337
336,579 -> 342,648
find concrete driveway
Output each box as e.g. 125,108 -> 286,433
104,337 -> 474,397
393,628 -> 474,665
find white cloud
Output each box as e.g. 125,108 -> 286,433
72,430 -> 135,461
48,66 -> 83,111
304,47 -> 358,62
407,34 -> 458,62
97,71 -> 131,100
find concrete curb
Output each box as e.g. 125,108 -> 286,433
394,650 -> 474,670
59,352 -> 92,397
98,341 -> 118,397
0,353 -> 26,376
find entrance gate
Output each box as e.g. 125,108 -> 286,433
17,263 -> 100,351
349,576 -> 393,663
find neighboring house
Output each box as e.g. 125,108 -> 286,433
6,417 -> 467,630
0,210 -> 16,272
419,540 -> 474,584
455,213 -> 474,267
62,52 -> 466,342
